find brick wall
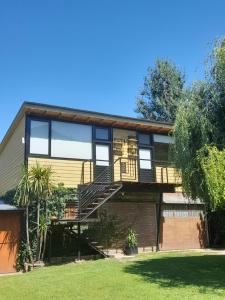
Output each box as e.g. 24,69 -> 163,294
102,201 -> 157,250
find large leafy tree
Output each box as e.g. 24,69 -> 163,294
208,39 -> 225,146
173,38 -> 225,210
173,82 -> 212,205
136,59 -> 185,122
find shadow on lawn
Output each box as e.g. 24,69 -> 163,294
124,254 -> 225,293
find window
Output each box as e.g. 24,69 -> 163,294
51,121 -> 92,159
96,144 -> 109,166
138,133 -> 151,146
139,148 -> 151,169
95,127 -> 110,141
153,134 -> 174,144
30,120 -> 49,155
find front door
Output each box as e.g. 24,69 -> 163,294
94,144 -> 111,182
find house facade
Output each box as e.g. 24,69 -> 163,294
0,102 -> 207,259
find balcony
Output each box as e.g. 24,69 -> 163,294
82,157 -> 181,185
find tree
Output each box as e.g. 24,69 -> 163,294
172,82 -> 212,204
29,164 -> 53,261
173,38 -> 225,210
208,38 -> 225,146
15,166 -> 34,264
136,59 -> 185,122
199,146 -> 225,210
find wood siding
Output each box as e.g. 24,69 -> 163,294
0,117 -> 25,196
155,166 -> 182,184
160,205 -> 206,250
0,211 -> 22,273
28,157 -> 93,188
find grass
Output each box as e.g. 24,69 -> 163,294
1,251 -> 225,300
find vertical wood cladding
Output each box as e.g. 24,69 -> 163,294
0,212 -> 22,273
102,201 -> 157,248
0,117 -> 25,196
160,207 -> 206,250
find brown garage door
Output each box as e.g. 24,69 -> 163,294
159,206 -> 206,250
0,212 -> 21,273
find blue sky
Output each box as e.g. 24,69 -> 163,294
0,0 -> 224,141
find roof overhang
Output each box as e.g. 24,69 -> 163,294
0,101 -> 173,154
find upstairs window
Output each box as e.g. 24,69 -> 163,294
139,148 -> 151,169
138,133 -> 151,146
51,121 -> 92,159
94,126 -> 110,141
30,120 -> 49,155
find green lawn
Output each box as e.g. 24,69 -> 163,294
1,252 -> 225,300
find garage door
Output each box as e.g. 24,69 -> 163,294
0,212 -> 21,273
159,205 -> 206,250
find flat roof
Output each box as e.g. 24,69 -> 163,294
0,101 -> 173,153
0,200 -> 24,211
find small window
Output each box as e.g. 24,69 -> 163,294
96,144 -> 109,166
139,133 -> 151,146
30,120 -> 49,155
139,148 -> 151,169
95,127 -> 110,141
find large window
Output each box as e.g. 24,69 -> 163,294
51,121 -> 92,159
30,120 -> 49,155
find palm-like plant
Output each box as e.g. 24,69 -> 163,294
15,166 -> 33,263
29,163 -> 53,261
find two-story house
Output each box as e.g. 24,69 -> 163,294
0,102 -> 207,263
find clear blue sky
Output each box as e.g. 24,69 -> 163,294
0,0 -> 224,141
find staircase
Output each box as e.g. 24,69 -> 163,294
75,162 -> 123,222
82,236 -> 108,258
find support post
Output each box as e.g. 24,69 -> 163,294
156,193 -> 163,251
77,222 -> 81,260
48,224 -> 52,263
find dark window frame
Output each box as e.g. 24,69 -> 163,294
93,125 -> 112,143
27,117 -> 51,158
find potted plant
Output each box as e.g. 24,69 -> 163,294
124,228 -> 138,255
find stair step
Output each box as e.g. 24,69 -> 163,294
96,245 -> 104,249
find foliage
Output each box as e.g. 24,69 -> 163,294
198,146 -> 225,210
136,59 -> 185,122
208,38 -> 225,146
173,38 -> 225,210
2,188 -> 17,206
48,183 -> 77,220
14,166 -> 34,263
12,163 -> 77,266
172,82 -> 212,203
125,228 -> 138,248
84,210 -> 127,249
